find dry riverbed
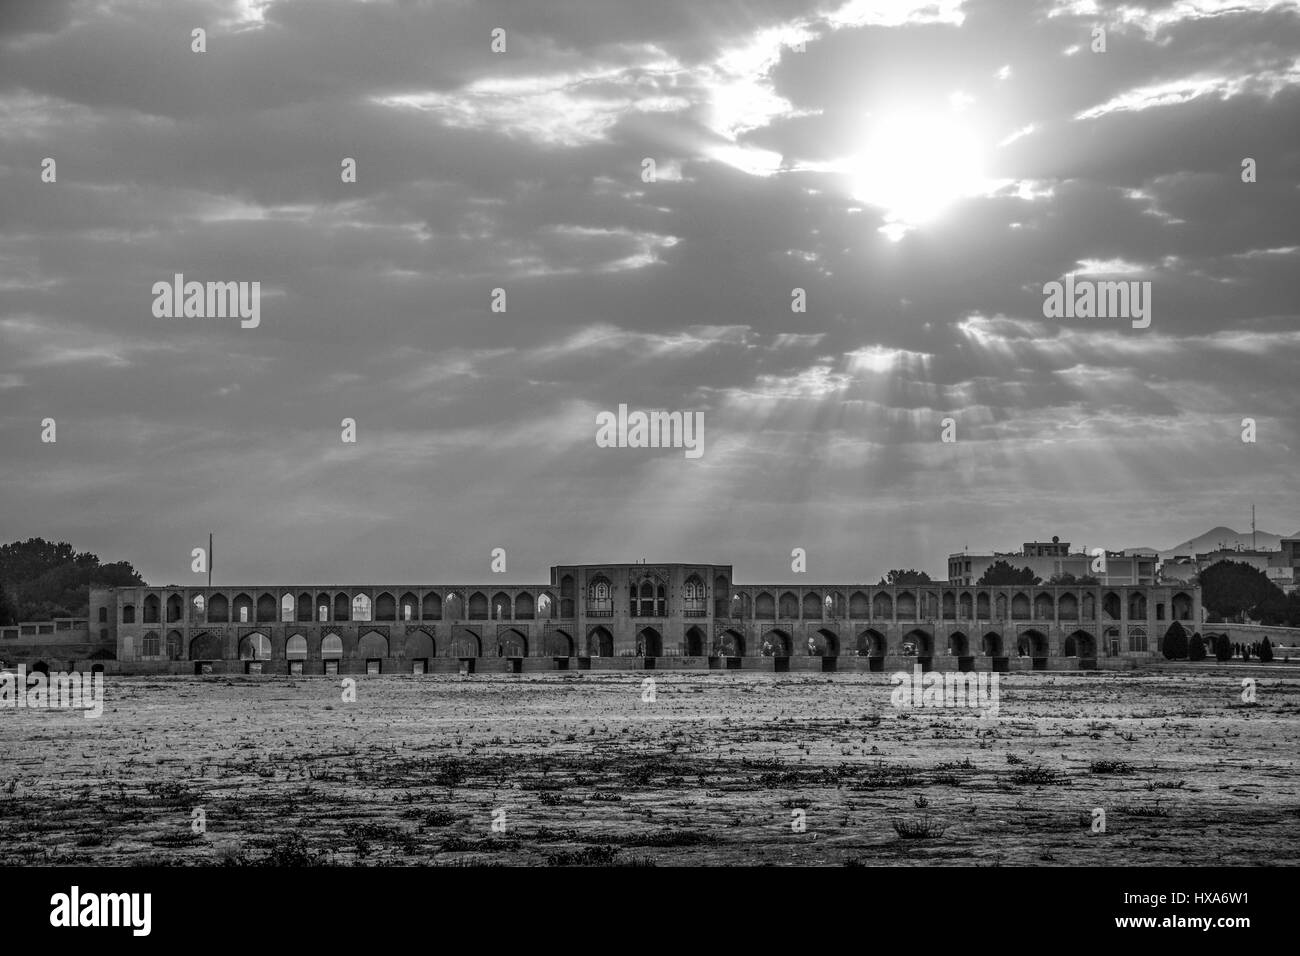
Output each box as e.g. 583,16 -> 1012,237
2,670 -> 1297,865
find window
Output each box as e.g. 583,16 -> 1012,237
352,594 -> 372,622
683,576 -> 706,616
166,632 -> 183,660
587,577 -> 613,616
240,606 -> 249,623
142,632 -> 160,657
98,607 -> 107,623
123,604 -> 136,624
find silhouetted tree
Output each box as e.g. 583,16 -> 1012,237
1188,632 -> 1206,661
976,561 -> 1042,586
1260,637 -> 1274,662
1161,621 -> 1188,660
1214,634 -> 1232,662
1199,560 -> 1284,622
879,569 -> 932,585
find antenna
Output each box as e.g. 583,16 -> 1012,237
1252,504 -> 1256,551
208,532 -> 213,588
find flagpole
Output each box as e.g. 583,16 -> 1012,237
208,533 -> 213,588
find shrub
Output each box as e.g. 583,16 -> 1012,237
1188,633 -> 1206,661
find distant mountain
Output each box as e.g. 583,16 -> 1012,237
1147,526 -> 1298,561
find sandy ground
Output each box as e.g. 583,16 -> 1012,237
1,670 -> 1297,866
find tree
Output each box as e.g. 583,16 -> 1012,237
0,586 -> 17,627
1214,634 -> 1232,662
1260,637 -> 1274,662
0,538 -> 144,620
879,569 -> 932,585
1048,572 -> 1100,585
1198,560 -> 1285,622
1161,621 -> 1188,660
976,561 -> 1042,586
1188,632 -> 1206,661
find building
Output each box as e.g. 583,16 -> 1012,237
947,537 -> 1157,586
1160,542 -> 1300,593
3,561 -> 1201,674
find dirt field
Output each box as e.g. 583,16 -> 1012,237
2,670 -> 1298,866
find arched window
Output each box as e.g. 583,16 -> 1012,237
352,594 -> 373,622
166,594 -> 183,623
191,594 -> 205,622
587,577 -> 613,616
142,632 -> 160,657
166,631 -> 183,660
682,576 -> 706,616
143,594 -> 160,624
286,634 -> 308,659
281,593 -> 295,623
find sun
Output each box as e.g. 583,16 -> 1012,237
847,110 -> 989,238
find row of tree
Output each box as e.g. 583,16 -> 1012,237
1159,622 -> 1276,661
0,538 -> 144,625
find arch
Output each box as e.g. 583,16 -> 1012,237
896,591 -> 917,620
900,628 -> 932,656
1017,629 -> 1049,658
445,591 -> 463,620
281,593 -> 295,623
778,591 -> 799,620
872,592 -> 892,619
491,591 -> 512,621
633,580 -> 653,617
802,591 -> 822,619
468,591 -> 489,620
857,629 -> 887,657
399,591 -> 419,622
755,591 -> 776,620
683,575 -> 707,616
352,594 -> 373,622
1010,593 -> 1030,620
1128,591 -> 1147,619
404,631 -> 435,660
685,625 -> 706,656
255,592 -> 276,623
357,630 -> 388,659
536,592 -> 555,620
166,593 -> 183,623
230,592 -> 252,623
1068,630 -> 1095,658
497,629 -> 528,658
733,591 -> 752,619
166,630 -> 183,660
1102,591 -> 1121,620
827,591 -> 846,618
713,576 -> 729,617
31,661 -> 49,676
1058,592 -> 1079,621
635,627 -> 662,657
316,592 -> 331,622
1172,592 -> 1192,621
189,631 -> 223,660
942,591 -> 956,619
286,634 -> 308,659
449,628 -> 480,657
333,593 -> 350,621
1063,634 -> 1076,656
239,632 -> 272,660
947,631 -> 969,656
122,603 -> 136,624
321,634 -> 344,659
1033,591 -> 1054,620
206,594 -> 227,623
810,629 -> 839,656
515,591 -> 536,620
142,631 -> 160,657
587,626 -> 613,657
981,632 -> 1003,656
1082,592 -> 1096,620
560,574 -> 575,618
1128,626 -> 1148,653
190,594 -> 205,622
545,629 -> 574,657
586,576 -> 612,616
717,628 -> 746,657
995,593 -> 1008,619
297,592 -> 314,623
977,592 -> 991,619
422,591 -> 442,620
959,592 -> 974,620
143,594 -> 160,624
375,592 -> 397,622
761,629 -> 791,656
849,591 -> 870,619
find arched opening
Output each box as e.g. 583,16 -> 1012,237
942,591 -> 956,619
142,631 -> 160,657
297,592 -> 313,623
896,591 -> 917,620
850,591 -> 869,619
977,592 -> 991,619
586,577 -> 612,617
422,592 -> 442,620
560,575 -> 575,618
545,630 -> 574,657
286,634 -> 308,659
399,592 -> 418,622
732,591 -> 752,619
333,593 -> 350,622
713,576 -> 729,617
166,594 -> 183,623
491,592 -> 512,621
166,630 -> 183,660
405,631 -> 435,660
683,575 -> 706,616
857,629 -> 887,657
255,592 -> 276,624
685,626 -> 706,656
1017,629 -> 1049,659
947,631 -> 969,656
635,580 -> 654,617
982,632 -> 1003,656
450,628 -> 481,658
635,627 -> 662,657
761,630 -> 790,656
281,593 -> 295,623
995,594 -> 1007,619
375,592 -> 397,622
321,634 -> 343,673
1058,592 -> 1079,621
802,591 -> 822,619
778,591 -> 799,620
189,632 -> 223,660
536,592 -> 554,620
587,627 -> 613,657
1063,635 -> 1077,656
468,592 -> 489,620
352,594 -> 373,622
1082,593 -> 1096,620
1172,592 -> 1192,621
755,592 -> 775,620
1011,593 -> 1030,620
239,632 -> 272,660
357,631 -> 388,659
498,629 -> 527,658
1128,592 -> 1147,619
810,629 -> 839,656
900,628 -> 932,657
515,592 -> 535,620
717,629 -> 745,657
1102,592 -> 1121,620
1128,626 -> 1148,653
190,594 -> 205,623
1034,592 -> 1054,620
872,592 -> 892,619
316,592 -> 330,622
959,592 -> 973,619
143,594 -> 160,624
445,591 -> 462,620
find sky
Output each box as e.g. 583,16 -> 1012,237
1,0 -> 1298,586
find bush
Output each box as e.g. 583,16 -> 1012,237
1188,633 -> 1206,661
1215,635 -> 1232,662
1161,621 -> 1188,660
1260,637 -> 1273,662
